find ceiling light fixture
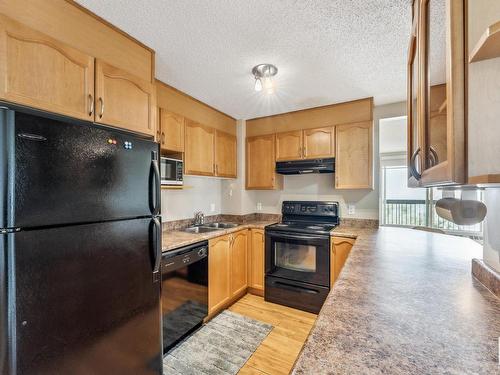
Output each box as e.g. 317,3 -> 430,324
252,64 -> 278,94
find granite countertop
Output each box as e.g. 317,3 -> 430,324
292,226 -> 500,374
161,220 -> 277,252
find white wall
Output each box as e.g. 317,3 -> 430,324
468,0 -> 500,177
468,0 -> 500,272
161,176 -> 222,221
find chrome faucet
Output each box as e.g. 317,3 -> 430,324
193,211 -> 205,226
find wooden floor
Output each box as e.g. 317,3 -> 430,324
228,294 -> 317,375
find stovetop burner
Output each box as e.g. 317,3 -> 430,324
266,201 -> 340,235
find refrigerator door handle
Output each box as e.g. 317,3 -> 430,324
150,152 -> 161,216
152,217 -> 162,283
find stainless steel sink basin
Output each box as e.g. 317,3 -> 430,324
202,222 -> 239,229
182,226 -> 221,233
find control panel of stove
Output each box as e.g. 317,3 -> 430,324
282,201 -> 338,217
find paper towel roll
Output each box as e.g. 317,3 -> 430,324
435,198 -> 487,226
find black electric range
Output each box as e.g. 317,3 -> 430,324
264,201 -> 339,314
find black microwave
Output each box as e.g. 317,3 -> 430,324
160,157 -> 183,186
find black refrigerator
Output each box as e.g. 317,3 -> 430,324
0,105 -> 163,375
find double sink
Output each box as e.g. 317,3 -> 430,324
182,222 -> 239,233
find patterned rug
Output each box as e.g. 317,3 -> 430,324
163,310 -> 273,375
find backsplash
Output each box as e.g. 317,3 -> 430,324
162,213 -> 378,231
162,213 -> 282,231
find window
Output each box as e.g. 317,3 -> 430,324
379,116 -> 483,240
380,165 -> 484,239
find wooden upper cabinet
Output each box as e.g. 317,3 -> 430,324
215,130 -> 237,178
184,120 -> 215,176
0,15 -> 94,121
407,0 -> 466,187
208,235 -> 231,315
335,122 -> 373,189
159,109 -> 184,152
246,134 -> 282,190
303,126 -> 335,159
248,229 -> 265,292
230,230 -> 248,297
95,60 -> 156,136
276,130 -> 303,161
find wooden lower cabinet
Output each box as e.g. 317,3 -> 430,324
230,230 -> 248,297
330,236 -> 355,286
248,229 -> 265,294
208,235 -> 231,315
208,230 -> 249,317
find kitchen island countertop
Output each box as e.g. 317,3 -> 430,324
292,226 -> 500,374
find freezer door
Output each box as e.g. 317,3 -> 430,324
0,218 -> 162,375
0,107 -> 160,229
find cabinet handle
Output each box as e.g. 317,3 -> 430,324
88,94 -> 94,116
161,132 -> 165,144
428,146 -> 439,167
98,97 -> 104,119
409,147 -> 422,180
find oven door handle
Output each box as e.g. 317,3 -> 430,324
267,232 -> 328,242
273,281 -> 320,294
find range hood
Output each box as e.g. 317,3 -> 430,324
276,158 -> 335,175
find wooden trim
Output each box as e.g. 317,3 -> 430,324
419,0 -> 467,186
65,0 -> 155,54
247,97 -> 373,122
247,287 -> 264,297
155,79 -> 236,121
468,174 -> 500,184
469,20 -> 500,63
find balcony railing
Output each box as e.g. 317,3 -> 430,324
383,199 -> 483,237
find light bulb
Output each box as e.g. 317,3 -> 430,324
254,77 -> 262,92
263,76 -> 273,90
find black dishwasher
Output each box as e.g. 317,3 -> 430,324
161,241 -> 208,353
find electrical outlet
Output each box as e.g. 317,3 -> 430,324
257,202 -> 263,211
229,189 -> 233,197
348,204 -> 355,215
210,203 -> 215,212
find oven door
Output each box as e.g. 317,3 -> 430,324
265,230 -> 330,287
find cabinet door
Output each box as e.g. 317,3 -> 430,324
230,230 -> 248,297
0,15 -> 94,121
95,60 -> 156,136
419,0 -> 466,186
246,134 -> 281,189
303,126 -> 335,159
159,109 -> 184,152
184,120 -> 215,176
276,130 -> 303,161
248,229 -> 265,292
330,237 -> 355,286
335,122 -> 373,189
208,235 -> 231,315
215,130 -> 237,178
407,11 -> 422,187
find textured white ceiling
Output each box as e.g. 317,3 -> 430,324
76,0 -> 416,119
